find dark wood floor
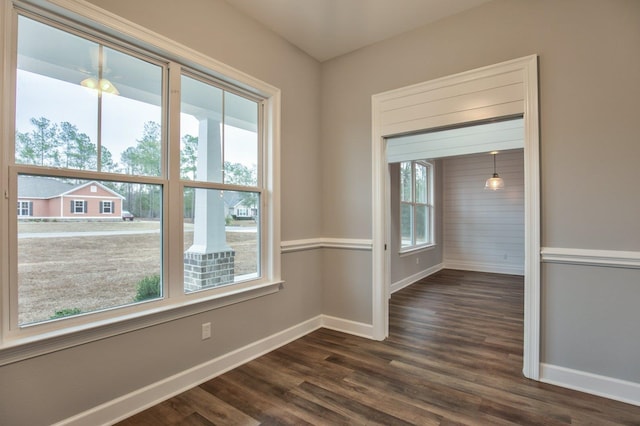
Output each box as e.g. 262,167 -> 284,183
118,269 -> 640,425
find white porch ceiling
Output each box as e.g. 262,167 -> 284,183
223,0 -> 492,62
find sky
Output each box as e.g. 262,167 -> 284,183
15,70 -> 257,173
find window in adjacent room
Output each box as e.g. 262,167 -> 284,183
400,160 -> 434,251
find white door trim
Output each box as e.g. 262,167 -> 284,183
371,55 -> 540,380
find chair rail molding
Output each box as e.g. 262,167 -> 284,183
541,247 -> 640,269
281,238 -> 373,253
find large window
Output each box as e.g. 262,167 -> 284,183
1,3 -> 278,350
400,160 -> 434,251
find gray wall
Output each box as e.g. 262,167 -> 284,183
320,0 -> 640,383
543,264 -> 640,383
0,0 -> 324,424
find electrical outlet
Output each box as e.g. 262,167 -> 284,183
416,258 -> 420,265
201,322 -> 211,340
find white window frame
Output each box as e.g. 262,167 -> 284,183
0,0 -> 281,366
399,160 -> 434,253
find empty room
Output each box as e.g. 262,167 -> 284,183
1,0 -> 639,424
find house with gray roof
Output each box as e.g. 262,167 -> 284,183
222,190 -> 258,220
17,175 -> 125,220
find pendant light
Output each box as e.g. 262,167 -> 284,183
484,151 -> 505,190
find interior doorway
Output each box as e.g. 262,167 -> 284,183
388,144 -> 525,289
371,55 -> 540,380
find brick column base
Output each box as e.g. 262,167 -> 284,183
184,250 -> 235,292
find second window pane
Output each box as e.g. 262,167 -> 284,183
183,188 -> 259,293
17,174 -> 162,325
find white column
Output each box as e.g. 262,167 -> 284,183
187,118 -> 232,254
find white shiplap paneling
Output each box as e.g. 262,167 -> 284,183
443,150 -> 524,275
376,68 -> 525,137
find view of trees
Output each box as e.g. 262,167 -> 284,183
16,117 -> 118,172
16,117 -> 258,219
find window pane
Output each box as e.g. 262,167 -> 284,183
17,174 -> 162,325
101,47 -> 163,176
415,205 -> 429,245
400,202 -> 413,247
16,17 -> 164,176
224,92 -> 258,187
180,75 -> 224,182
400,161 -> 412,202
183,187 -> 259,293
16,17 -> 98,169
415,163 -> 427,204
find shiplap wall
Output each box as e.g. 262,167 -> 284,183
376,68 -> 525,137
443,149 -> 524,275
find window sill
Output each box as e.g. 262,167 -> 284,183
399,243 -> 436,257
0,280 -> 284,367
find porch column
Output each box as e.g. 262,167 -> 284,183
184,118 -> 235,291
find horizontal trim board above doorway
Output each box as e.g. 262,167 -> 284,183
375,67 -> 526,137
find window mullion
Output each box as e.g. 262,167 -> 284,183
166,62 -> 183,299
412,162 -> 417,246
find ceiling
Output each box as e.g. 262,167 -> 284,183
223,0 -> 492,62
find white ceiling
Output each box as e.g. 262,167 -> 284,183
223,0 -> 492,62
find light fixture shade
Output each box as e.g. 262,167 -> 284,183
485,151 -> 505,190
485,174 -> 505,190
81,77 -> 120,95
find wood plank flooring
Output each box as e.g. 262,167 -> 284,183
117,269 -> 640,425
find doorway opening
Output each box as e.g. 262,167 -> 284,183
371,55 -> 540,379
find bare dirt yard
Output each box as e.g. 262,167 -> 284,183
17,220 -> 257,325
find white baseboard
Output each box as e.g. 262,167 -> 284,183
55,314 -> 376,426
540,363 -> 640,407
55,316 -> 324,426
321,315 -> 374,339
444,260 -> 524,276
390,263 -> 444,294
53,317 -> 640,425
